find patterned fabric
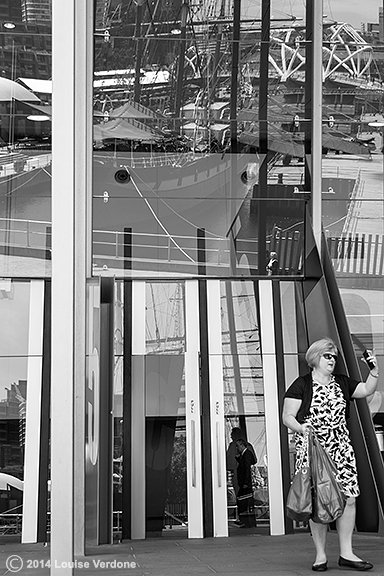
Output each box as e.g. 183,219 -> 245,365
295,376 -> 359,498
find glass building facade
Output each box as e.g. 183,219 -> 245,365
0,0 -> 383,560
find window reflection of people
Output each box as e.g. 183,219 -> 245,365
266,251 -> 279,275
235,439 -> 257,528
226,427 -> 256,494
282,338 -> 379,572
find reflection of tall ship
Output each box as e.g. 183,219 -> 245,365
92,0 -> 258,266
91,6 -> 382,268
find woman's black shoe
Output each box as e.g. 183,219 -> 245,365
338,557 -> 373,571
312,561 -> 328,572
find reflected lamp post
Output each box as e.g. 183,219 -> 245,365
2,21 -> 16,253
3,21 -> 16,147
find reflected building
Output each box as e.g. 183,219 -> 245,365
0,21 -> 51,79
21,0 -> 51,23
0,380 -> 26,477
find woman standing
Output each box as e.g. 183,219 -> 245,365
282,338 -> 379,572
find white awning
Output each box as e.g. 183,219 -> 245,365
0,77 -> 40,102
93,118 -> 161,142
18,78 -> 52,95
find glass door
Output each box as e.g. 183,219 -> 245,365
115,278 -> 272,540
125,280 -> 204,539
145,355 -> 186,536
220,280 -> 270,535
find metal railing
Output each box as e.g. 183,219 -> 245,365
0,216 -> 306,276
93,229 -> 249,272
2,217 -> 380,280
0,506 -> 23,535
326,232 -> 384,277
0,152 -> 51,177
94,150 -> 206,169
92,226 -> 304,275
0,217 -> 51,255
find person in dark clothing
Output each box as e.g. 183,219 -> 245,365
226,427 -> 256,494
266,251 -> 279,275
235,439 -> 257,528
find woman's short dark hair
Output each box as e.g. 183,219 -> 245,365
305,337 -> 338,368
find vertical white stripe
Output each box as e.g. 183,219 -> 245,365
259,281 -> 285,535
185,351 -> 203,538
22,281 -> 44,543
132,282 -> 146,355
131,276 -> 146,538
185,280 -> 203,538
131,356 -> 146,539
207,281 -> 228,537
185,281 -> 200,353
51,0 -> 75,563
51,0 -> 91,569
73,0 -> 93,555
312,0 -> 323,253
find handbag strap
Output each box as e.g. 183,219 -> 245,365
302,428 -> 311,461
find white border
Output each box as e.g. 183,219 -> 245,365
185,281 -> 203,538
22,281 -> 45,543
207,280 -> 228,537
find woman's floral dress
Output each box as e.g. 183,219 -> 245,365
295,375 -> 359,498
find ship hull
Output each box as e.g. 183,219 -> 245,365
93,151 -> 258,239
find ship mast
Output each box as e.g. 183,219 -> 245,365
259,0 -> 270,274
134,0 -> 146,102
210,0 -> 226,103
230,0 -> 241,152
174,1 -> 189,129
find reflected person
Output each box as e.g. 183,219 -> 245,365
266,251 -> 279,275
235,438 -> 257,528
226,427 -> 256,494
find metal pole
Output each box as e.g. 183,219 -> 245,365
312,0 -> 323,253
305,0 -> 323,254
257,0 -> 270,274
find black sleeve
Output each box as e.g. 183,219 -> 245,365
283,376 -> 305,400
348,376 -> 360,397
336,373 -> 360,399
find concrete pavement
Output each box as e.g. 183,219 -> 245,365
1,530 -> 383,576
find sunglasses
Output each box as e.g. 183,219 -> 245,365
323,353 -> 338,361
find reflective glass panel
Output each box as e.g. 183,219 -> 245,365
91,3 -> 307,278
0,279 -> 43,530
0,15 -> 51,277
280,281 -> 298,354
0,280 -> 30,355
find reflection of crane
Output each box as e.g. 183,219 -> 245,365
169,282 -> 184,345
145,283 -> 185,354
150,283 -> 161,349
14,383 -> 26,449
